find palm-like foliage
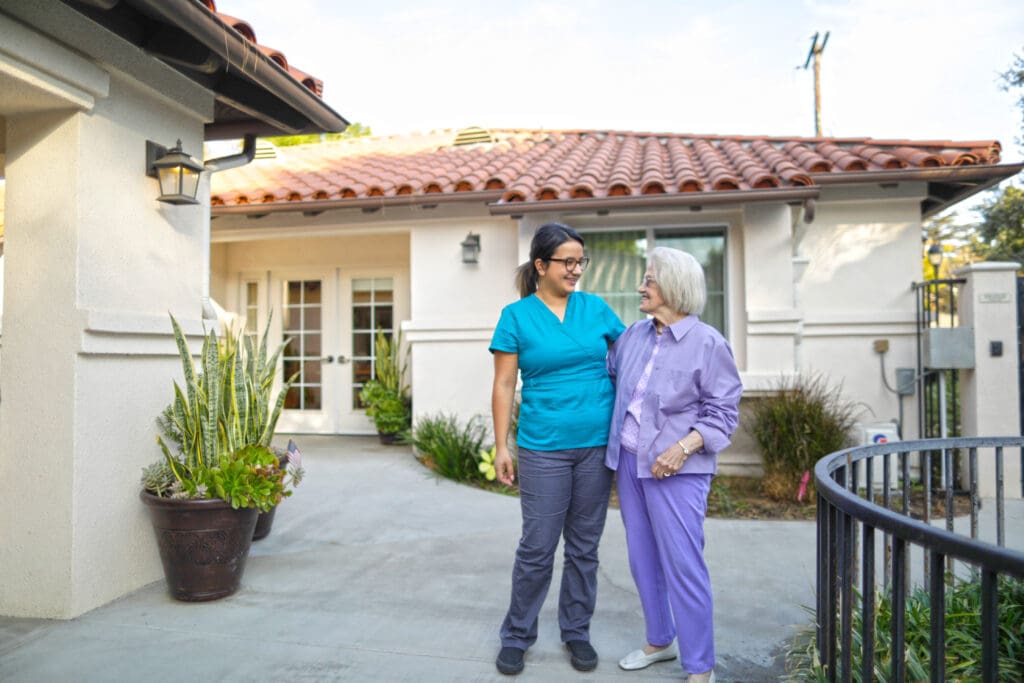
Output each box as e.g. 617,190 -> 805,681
219,312 -> 296,452
154,313 -> 297,505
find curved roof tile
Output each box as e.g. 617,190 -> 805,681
850,144 -> 907,169
210,128 -> 1006,209
816,142 -> 869,171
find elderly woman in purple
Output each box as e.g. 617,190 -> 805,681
606,247 -> 742,683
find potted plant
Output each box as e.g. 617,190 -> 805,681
359,328 -> 411,444
217,316 -> 302,540
140,314 -> 303,601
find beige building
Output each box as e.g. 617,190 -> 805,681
0,0 -> 345,618
208,130 -> 1022,474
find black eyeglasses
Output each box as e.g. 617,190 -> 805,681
547,257 -> 590,272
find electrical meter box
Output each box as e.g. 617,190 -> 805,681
855,422 -> 901,489
922,327 -> 975,369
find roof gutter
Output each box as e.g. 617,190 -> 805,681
205,134 -> 256,173
211,190 -> 507,217
808,163 -> 1023,186
125,0 -> 348,136
809,163 -> 1023,218
487,187 -> 821,215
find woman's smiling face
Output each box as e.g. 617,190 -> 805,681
536,240 -> 585,295
638,268 -> 665,315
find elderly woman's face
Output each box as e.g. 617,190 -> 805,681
638,267 -> 666,315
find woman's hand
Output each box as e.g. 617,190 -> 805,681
494,446 -> 517,485
650,431 -> 704,479
651,444 -> 687,479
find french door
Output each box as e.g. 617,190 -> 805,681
264,270 -> 396,434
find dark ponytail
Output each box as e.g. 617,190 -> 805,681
514,223 -> 585,298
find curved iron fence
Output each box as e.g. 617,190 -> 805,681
815,436 -> 1024,682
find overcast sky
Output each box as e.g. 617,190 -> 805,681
227,0 -> 1023,162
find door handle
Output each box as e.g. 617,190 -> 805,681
336,355 -> 350,364
321,355 -> 334,363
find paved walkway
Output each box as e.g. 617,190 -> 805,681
1,436 -> 1018,682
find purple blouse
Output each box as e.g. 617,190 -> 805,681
605,315 -> 743,478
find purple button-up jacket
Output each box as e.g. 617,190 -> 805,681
605,315 -> 743,478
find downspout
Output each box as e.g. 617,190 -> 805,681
200,134 -> 257,319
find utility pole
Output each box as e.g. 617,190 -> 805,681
800,31 -> 829,137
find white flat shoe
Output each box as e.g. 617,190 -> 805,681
688,670 -> 715,683
618,641 -> 678,670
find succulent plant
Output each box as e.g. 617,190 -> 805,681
140,460 -> 177,497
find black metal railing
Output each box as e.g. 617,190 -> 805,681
913,279 -> 964,445
815,437 -> 1024,683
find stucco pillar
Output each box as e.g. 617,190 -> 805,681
955,262 -> 1023,498
0,74 -> 210,617
741,203 -> 800,387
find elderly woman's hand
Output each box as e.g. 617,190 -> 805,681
650,431 -> 704,479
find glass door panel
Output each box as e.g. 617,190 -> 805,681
351,277 -> 394,410
282,279 -> 324,410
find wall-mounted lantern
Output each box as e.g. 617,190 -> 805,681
146,139 -> 204,205
461,232 -> 481,264
927,243 -> 944,280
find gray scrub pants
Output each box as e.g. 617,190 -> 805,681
499,445 -> 613,648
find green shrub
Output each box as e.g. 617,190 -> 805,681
405,413 -> 488,483
786,574 -> 1024,682
360,328 -> 412,435
747,374 -> 860,501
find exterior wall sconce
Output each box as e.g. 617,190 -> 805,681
461,232 -> 481,264
146,139 -> 204,205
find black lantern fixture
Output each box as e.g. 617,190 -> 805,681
927,243 -> 944,279
461,232 -> 481,264
146,139 -> 205,205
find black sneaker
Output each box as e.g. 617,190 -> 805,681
496,646 -> 525,675
565,640 -> 598,671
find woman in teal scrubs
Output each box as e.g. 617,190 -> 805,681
490,223 -> 625,676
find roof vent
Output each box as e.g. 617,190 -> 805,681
452,126 -> 496,146
254,140 -> 277,159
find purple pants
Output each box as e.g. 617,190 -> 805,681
616,446 -> 714,674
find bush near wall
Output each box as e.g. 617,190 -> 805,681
747,374 -> 861,502
405,413 -> 489,484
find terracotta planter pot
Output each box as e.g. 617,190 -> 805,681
252,450 -> 289,541
140,491 -> 258,601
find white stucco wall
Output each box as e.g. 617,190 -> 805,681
408,215 -> 515,424
0,27 -> 213,617
798,191 -> 922,439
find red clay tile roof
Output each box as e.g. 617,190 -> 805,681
210,2 -> 326,100
209,129 -> 1003,209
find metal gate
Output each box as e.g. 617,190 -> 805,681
913,278 -> 964,490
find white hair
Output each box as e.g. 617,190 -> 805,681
649,247 -> 706,315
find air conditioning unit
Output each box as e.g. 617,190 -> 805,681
855,422 -> 901,490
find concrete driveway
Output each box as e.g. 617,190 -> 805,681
0,436 -> 819,682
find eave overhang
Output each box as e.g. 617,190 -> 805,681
61,0 -> 348,139
809,163 -> 1024,217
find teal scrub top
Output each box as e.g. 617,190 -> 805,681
490,292 -> 625,451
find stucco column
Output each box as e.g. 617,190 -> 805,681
0,75 -> 210,617
955,262 -> 1023,498
741,203 -> 800,387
